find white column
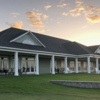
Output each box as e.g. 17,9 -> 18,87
51,55 -> 55,74
75,58 -> 78,73
64,56 -> 68,74
1,60 -> 3,70
87,56 -> 90,73
14,52 -> 19,76
96,58 -> 99,71
30,61 -> 31,72
35,54 -> 39,75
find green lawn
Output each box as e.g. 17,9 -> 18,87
0,74 -> 100,100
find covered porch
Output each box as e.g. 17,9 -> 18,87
0,50 -> 100,76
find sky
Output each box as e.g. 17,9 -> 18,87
0,0 -> 100,46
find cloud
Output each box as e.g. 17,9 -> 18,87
86,15 -> 100,23
26,11 -> 44,27
69,1 -> 85,17
78,5 -> 85,11
76,1 -> 83,4
68,1 -> 100,24
30,21 -> 43,27
70,12 -> 80,17
26,12 -> 36,16
37,13 -> 42,16
57,21 -> 60,24
87,6 -> 94,9
42,14 -> 49,20
57,3 -> 68,8
11,13 -> 20,17
44,5 -> 52,10
86,7 -> 96,15
6,21 -> 23,29
69,5 -> 85,17
76,1 -> 83,7
96,9 -> 100,13
0,30 -> 2,32
85,5 -> 100,16
37,29 -> 45,33
62,12 -> 68,16
27,16 -> 40,21
84,5 -> 100,23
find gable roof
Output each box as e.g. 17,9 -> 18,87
10,31 -> 46,47
87,45 -> 100,53
0,27 -> 95,55
62,42 -> 92,55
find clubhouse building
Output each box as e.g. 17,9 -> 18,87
0,27 -> 100,76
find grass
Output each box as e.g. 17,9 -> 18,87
0,73 -> 100,100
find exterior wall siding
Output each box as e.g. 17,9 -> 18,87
39,58 -> 50,74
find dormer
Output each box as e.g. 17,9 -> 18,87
10,31 -> 45,47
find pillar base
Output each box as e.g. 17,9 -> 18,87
14,74 -> 19,76
64,71 -> 68,74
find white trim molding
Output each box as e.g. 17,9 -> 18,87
94,46 -> 100,54
29,31 -> 46,48
0,46 -> 96,58
0,46 -> 74,57
10,31 -> 46,48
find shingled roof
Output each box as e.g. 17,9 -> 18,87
87,45 -> 100,53
0,27 -> 97,55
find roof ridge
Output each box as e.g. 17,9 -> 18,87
34,32 -> 71,43
73,41 -> 86,47
2,27 -> 72,43
74,42 -> 92,54
88,45 -> 100,47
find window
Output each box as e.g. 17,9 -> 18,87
83,62 -> 87,70
70,61 -> 74,71
22,39 -> 35,45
